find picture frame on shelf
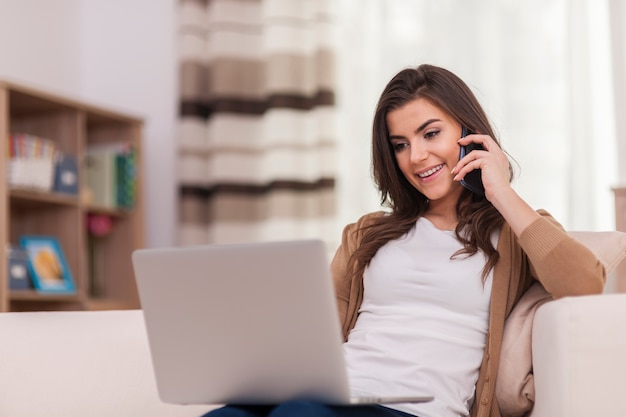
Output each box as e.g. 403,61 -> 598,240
19,236 -> 76,294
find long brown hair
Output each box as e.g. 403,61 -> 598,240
349,64 -> 514,281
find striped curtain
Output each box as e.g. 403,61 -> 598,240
178,0 -> 337,246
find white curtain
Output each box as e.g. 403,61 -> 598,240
610,0 -> 626,184
334,0 -> 618,234
177,0 -> 338,247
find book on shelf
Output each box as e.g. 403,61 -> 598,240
53,153 -> 79,195
19,236 -> 76,294
7,133 -> 56,191
6,245 -> 33,291
7,133 -> 79,195
85,143 -> 137,210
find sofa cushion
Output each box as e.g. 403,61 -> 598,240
569,230 -> 626,273
529,294 -> 626,417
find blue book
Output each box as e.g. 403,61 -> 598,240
8,246 -> 33,290
53,153 -> 79,195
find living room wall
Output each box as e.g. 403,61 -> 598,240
0,0 -> 178,249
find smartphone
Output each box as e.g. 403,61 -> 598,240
459,127 -> 485,196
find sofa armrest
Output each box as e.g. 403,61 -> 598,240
0,310 -> 214,417
529,294 -> 626,417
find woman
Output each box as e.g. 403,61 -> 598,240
203,65 -> 605,417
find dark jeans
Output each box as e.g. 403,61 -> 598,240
201,400 -> 418,417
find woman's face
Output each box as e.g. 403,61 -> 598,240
386,97 -> 465,208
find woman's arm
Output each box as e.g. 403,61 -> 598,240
330,211 -> 385,340
330,221 -> 357,336
487,186 -> 541,237
454,134 -> 605,297
517,212 -> 605,298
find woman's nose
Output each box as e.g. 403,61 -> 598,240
409,142 -> 428,164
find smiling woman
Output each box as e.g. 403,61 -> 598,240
386,100 -> 467,218
363,65 -> 535,283
199,64 -> 605,417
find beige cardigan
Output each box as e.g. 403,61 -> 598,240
330,210 -> 605,417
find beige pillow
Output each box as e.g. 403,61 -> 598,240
496,283 -> 551,417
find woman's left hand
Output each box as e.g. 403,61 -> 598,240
452,133 -> 511,202
452,133 -> 541,237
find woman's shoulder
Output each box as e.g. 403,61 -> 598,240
338,211 -> 388,245
346,210 -> 388,230
357,210 -> 389,223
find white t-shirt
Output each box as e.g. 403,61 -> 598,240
343,217 -> 496,417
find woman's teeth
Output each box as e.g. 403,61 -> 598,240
418,164 -> 443,178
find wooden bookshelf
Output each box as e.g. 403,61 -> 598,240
0,81 -> 144,312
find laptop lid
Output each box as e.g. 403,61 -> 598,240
132,239 -> 353,405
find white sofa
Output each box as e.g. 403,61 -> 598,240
1,294 -> 626,417
530,293 -> 626,417
0,231 -> 624,417
0,309 -> 215,417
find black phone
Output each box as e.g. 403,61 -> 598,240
459,127 -> 485,196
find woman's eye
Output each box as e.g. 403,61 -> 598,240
392,142 -> 408,153
424,130 -> 439,139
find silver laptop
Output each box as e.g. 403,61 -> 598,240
132,239 -> 433,406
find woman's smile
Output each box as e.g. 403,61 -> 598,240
417,164 -> 445,180
387,97 -> 464,205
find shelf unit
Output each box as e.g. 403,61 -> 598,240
1,81 -> 144,312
